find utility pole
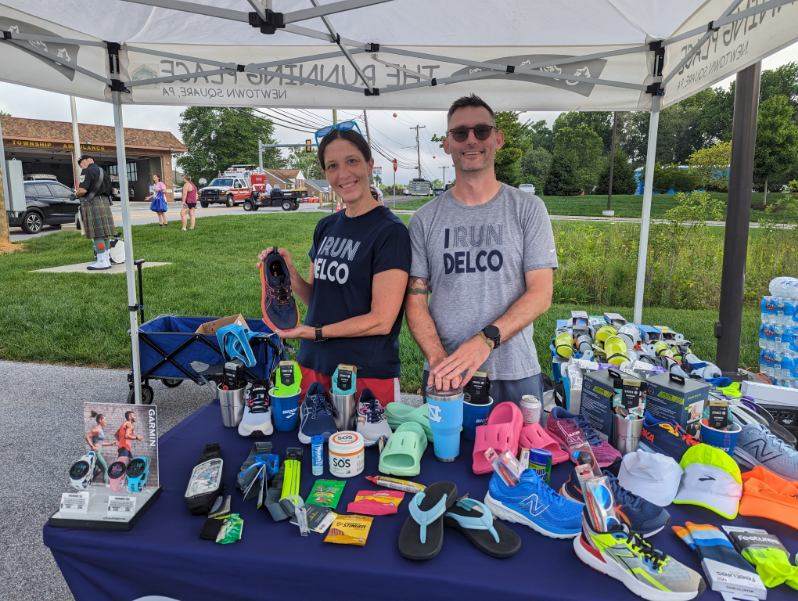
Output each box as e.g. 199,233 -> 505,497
410,124 -> 425,180
69,96 -> 81,188
258,139 -> 264,171
362,110 -> 371,146
440,166 -> 447,186
332,109 -> 338,125
0,114 -> 11,251
604,111 -> 618,217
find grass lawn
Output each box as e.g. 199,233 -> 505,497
0,212 -> 762,394
397,192 -> 797,223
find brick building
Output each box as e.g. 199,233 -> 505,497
1,116 -> 186,201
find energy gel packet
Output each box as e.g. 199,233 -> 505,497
323,514 -> 374,546
306,479 -> 346,509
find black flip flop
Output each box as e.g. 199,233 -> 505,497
398,481 -> 458,561
444,496 -> 522,559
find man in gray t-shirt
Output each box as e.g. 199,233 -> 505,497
406,95 -> 557,402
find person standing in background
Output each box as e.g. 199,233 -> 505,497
146,174 -> 168,226
75,155 -> 115,271
181,174 -> 198,231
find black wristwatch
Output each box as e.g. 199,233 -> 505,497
314,327 -> 326,342
481,325 -> 501,349
185,443 -> 224,515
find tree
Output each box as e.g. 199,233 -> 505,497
754,95 -> 798,204
687,141 -> 731,189
545,125 -> 603,195
519,146 -> 552,192
596,148 -> 635,195
287,148 -> 323,180
553,112 -> 612,151
524,119 -> 554,152
177,107 -> 283,183
494,111 -> 530,187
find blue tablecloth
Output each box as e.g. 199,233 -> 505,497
44,401 -> 798,601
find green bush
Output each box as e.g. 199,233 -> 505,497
653,164 -> 701,193
595,149 -> 635,195
665,191 -> 726,223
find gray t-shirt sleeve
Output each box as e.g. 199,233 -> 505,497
522,196 -> 558,272
408,213 -> 430,280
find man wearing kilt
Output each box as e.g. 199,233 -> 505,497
76,155 -> 115,271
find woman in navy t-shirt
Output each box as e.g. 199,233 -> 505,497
263,127 -> 411,404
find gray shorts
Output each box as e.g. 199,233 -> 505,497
422,371 -> 543,405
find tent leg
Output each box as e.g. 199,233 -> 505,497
633,96 -> 661,324
716,62 -> 761,375
112,91 -> 142,404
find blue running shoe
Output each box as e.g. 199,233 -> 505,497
484,469 -> 582,539
298,382 -> 337,444
560,469 -> 670,538
734,422 -> 798,480
639,412 -> 699,461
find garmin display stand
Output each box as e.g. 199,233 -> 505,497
48,402 -> 162,531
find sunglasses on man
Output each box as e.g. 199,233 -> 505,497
447,124 -> 496,142
314,120 -> 363,144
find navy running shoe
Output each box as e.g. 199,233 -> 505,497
560,469 -> 670,538
485,469 -> 582,539
260,248 -> 299,331
639,412 -> 699,461
298,382 -> 337,444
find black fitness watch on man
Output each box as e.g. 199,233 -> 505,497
185,443 -> 224,515
481,325 -> 501,350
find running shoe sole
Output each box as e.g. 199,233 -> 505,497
573,535 -> 701,601
484,492 -> 580,539
558,484 -> 666,538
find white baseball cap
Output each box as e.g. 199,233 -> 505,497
672,443 -> 742,520
618,449 -> 683,507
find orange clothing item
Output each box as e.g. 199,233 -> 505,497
739,465 -> 798,530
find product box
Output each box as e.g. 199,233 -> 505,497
195,314 -> 248,335
644,372 -> 710,436
579,369 -> 617,439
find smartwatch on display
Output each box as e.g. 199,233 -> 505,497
481,325 -> 501,349
108,458 -> 129,493
69,451 -> 98,491
185,443 -> 224,515
126,456 -> 150,493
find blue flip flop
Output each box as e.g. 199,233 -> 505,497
444,497 -> 522,558
398,481 -> 457,561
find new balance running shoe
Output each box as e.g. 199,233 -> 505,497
546,406 -> 622,468
560,469 -> 670,538
238,385 -> 273,437
260,248 -> 299,331
638,412 -> 699,461
484,468 -> 582,539
298,382 -> 337,444
734,422 -> 798,480
356,389 -> 392,447
574,513 -> 705,601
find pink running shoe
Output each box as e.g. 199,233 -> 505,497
546,407 -> 621,468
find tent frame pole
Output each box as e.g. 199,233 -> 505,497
633,95 -> 661,325
112,92 -> 142,404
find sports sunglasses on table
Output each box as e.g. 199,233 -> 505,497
448,124 -> 496,142
314,120 -> 363,144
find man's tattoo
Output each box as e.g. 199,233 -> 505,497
407,277 -> 430,295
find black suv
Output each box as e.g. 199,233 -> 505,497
8,180 -> 80,234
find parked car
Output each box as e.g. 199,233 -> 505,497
24,173 -> 58,182
8,180 -> 80,234
111,184 -> 136,203
198,177 -> 251,207
243,187 -> 303,211
173,185 -> 182,202
518,183 -> 536,195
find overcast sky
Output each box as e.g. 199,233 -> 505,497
1,43 -> 796,186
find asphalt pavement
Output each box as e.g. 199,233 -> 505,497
0,360 -> 213,601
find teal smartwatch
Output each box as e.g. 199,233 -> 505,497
126,456 -> 150,493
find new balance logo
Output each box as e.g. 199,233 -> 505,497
745,438 -> 781,462
521,493 -> 548,516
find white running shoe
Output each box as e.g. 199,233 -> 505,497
356,389 -> 392,447
238,386 -> 273,437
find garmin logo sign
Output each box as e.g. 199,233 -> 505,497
148,408 -> 157,447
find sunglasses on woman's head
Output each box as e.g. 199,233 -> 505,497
448,124 -> 496,142
314,120 -> 363,144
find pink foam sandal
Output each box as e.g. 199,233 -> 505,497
472,402 -> 523,474
519,423 -> 569,465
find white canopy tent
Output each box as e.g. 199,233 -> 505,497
1,0 -> 796,402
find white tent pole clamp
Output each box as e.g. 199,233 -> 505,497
107,42 -> 143,405
633,94 -> 662,325
661,0 -> 744,87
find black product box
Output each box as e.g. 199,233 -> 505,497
645,372 -> 710,436
579,369 -> 617,439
